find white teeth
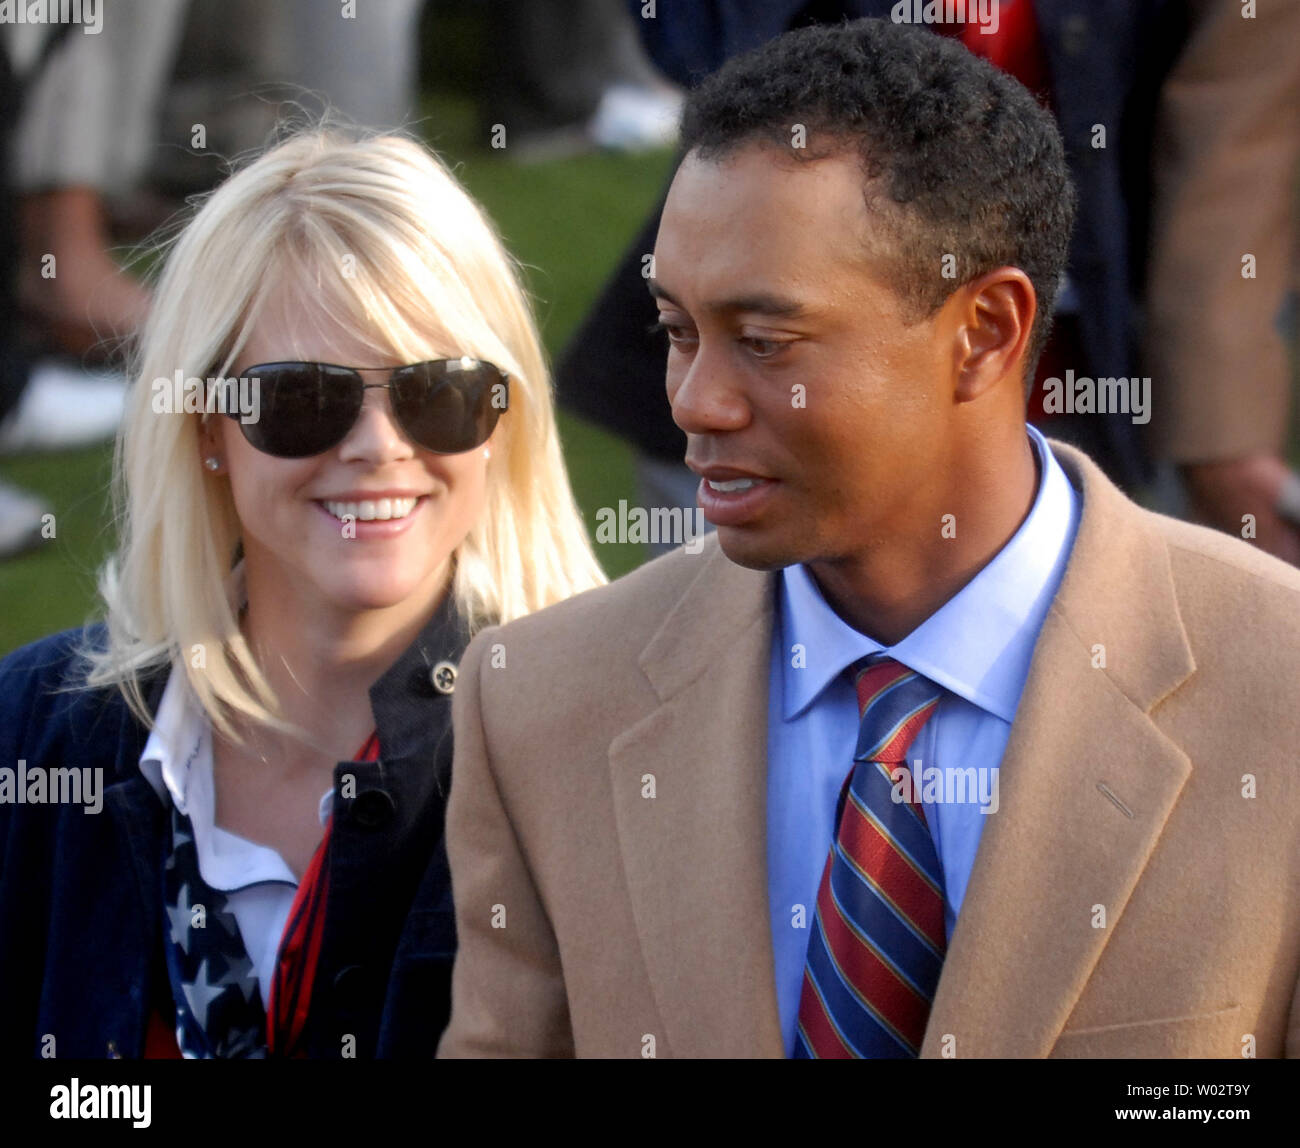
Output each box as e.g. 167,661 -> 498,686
322,497 -> 419,521
707,477 -> 757,493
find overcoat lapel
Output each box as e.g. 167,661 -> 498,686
921,443 -> 1197,1056
607,545 -> 786,1057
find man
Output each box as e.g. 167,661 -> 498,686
438,20 -> 1300,1058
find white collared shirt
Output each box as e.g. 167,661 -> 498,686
139,670 -> 333,1009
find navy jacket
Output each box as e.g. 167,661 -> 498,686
0,593 -> 468,1058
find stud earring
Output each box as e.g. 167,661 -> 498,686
203,457 -> 221,471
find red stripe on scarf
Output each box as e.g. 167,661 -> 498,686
266,729 -> 380,1057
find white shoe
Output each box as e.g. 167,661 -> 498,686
0,479 -> 50,559
588,84 -> 683,152
0,359 -> 128,454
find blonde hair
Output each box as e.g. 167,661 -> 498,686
78,123 -> 606,742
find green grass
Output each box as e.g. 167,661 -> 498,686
0,445 -> 120,653
0,96 -> 677,657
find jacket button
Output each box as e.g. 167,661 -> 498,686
352,789 -> 395,829
1062,13 -> 1088,55
429,660 -> 457,695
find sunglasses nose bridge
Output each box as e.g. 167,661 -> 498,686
339,381 -> 419,461
353,378 -> 404,425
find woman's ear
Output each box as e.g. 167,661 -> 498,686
198,415 -> 224,472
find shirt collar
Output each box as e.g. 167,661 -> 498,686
139,671 -> 304,889
138,666 -> 200,812
779,425 -> 1080,722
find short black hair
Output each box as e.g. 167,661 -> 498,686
679,18 -> 1076,391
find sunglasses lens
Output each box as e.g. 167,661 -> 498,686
238,364 -> 359,457
392,360 -> 506,454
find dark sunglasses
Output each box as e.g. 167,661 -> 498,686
223,358 -> 509,458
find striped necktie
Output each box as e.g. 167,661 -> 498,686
793,654 -> 947,1058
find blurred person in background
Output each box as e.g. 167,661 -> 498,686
1143,0 -> 1300,564
151,0 -> 425,199
0,5 -> 183,557
6,2 -> 177,365
0,126 -> 603,1058
0,14 -> 46,557
482,0 -> 683,162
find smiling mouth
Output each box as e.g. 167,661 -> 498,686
319,496 -> 422,522
704,477 -> 763,493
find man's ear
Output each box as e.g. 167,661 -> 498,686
948,267 -> 1036,404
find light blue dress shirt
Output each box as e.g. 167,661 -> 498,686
765,424 -> 1081,1054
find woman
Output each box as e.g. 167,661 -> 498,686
0,126 -> 605,1058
